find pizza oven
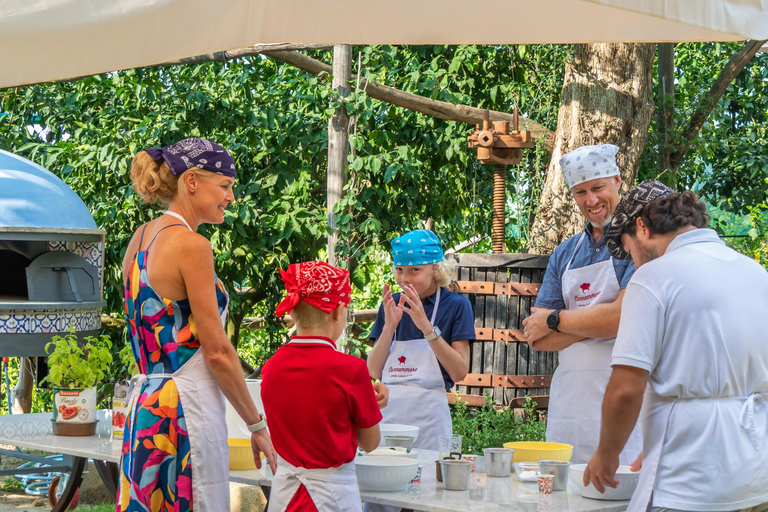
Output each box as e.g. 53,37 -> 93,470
0,149 -> 105,358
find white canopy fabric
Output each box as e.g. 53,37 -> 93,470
0,0 -> 765,89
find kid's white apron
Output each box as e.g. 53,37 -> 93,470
380,287 -> 452,451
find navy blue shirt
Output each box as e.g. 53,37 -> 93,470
369,287 -> 475,391
535,224 -> 636,310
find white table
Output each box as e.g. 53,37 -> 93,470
0,413 -> 631,512
0,410 -> 120,512
232,448 -> 630,512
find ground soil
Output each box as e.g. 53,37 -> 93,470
0,445 -> 112,511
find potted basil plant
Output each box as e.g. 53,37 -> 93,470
45,327 -> 113,436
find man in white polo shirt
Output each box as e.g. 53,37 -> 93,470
584,180 -> 768,512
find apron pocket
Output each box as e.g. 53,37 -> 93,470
194,380 -> 228,442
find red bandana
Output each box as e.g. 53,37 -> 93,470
275,261 -> 352,317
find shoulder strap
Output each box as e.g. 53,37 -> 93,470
144,224 -> 186,252
137,224 -> 149,247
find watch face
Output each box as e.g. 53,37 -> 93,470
547,313 -> 558,329
434,326 -> 441,338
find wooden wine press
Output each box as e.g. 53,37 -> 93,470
467,108 -> 534,253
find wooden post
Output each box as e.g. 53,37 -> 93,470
327,45 -> 352,267
658,43 -> 675,174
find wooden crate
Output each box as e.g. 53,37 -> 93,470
445,253 -> 556,408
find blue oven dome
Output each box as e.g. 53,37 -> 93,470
0,149 -> 97,230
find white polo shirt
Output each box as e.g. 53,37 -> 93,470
613,229 -> 768,511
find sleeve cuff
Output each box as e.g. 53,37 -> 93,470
357,411 -> 383,429
611,356 -> 652,372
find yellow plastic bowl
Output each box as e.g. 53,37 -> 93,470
502,441 -> 573,463
228,438 -> 256,470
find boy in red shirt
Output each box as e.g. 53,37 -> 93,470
261,261 -> 384,512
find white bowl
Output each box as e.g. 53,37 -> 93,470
355,456 -> 419,492
360,447 -> 419,460
569,464 -> 640,500
377,424 -> 419,447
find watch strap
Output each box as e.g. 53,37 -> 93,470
424,327 -> 440,342
548,309 -> 561,332
247,415 -> 267,433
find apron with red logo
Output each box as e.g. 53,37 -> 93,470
546,232 -> 643,464
380,287 -> 452,451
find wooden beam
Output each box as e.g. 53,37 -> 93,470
492,374 -> 552,388
242,308 -> 378,329
327,45 -> 352,267
446,392 -> 487,407
455,373 -> 492,387
452,281 -> 541,296
264,50 -> 554,150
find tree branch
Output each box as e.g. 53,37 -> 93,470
8,42 -> 555,150
264,50 -> 554,149
669,39 -> 766,170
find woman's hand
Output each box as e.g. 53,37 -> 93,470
397,284 -> 432,334
251,429 -> 278,475
382,283 -> 403,328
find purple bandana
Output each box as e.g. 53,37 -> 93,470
142,138 -> 237,178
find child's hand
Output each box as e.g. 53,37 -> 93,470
372,382 -> 389,409
382,283 -> 403,328
398,284 -> 433,335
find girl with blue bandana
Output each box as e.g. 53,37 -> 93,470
366,229 -> 475,452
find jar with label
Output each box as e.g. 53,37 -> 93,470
112,380 -> 130,440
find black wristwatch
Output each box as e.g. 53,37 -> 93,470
546,309 -> 561,332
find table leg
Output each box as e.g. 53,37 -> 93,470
93,459 -> 119,498
50,456 -> 86,512
262,485 -> 271,505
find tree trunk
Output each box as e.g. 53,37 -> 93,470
657,43 -> 675,174
327,45 -> 352,267
527,43 -> 655,255
11,357 -> 35,414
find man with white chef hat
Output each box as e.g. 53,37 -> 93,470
585,180 -> 768,512
523,144 -> 642,465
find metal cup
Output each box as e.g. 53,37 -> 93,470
482,448 -> 514,477
538,460 -> 570,491
439,459 -> 473,490
384,435 -> 415,449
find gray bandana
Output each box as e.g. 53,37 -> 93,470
605,180 -> 674,259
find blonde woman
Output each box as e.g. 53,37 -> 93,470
118,138 -> 276,512
367,229 -> 475,450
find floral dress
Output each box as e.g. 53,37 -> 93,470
117,226 -> 229,512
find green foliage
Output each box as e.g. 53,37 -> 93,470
639,43 -> 768,216
0,45 -> 566,362
45,328 -> 113,389
450,393 -> 546,455
0,476 -> 22,492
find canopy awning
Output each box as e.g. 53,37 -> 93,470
0,0 -> 765,89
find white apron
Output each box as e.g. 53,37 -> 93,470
126,349 -> 230,511
125,210 -> 230,511
380,287 -> 452,451
269,456 -> 361,512
546,232 -> 643,464
628,391 -> 768,512
268,337 -> 362,512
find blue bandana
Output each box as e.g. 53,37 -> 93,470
391,229 -> 444,266
143,138 -> 237,178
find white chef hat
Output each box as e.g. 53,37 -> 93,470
560,144 -> 620,189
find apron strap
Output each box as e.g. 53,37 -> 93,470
564,232 -> 587,274
164,210 -> 193,231
739,392 -> 768,450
